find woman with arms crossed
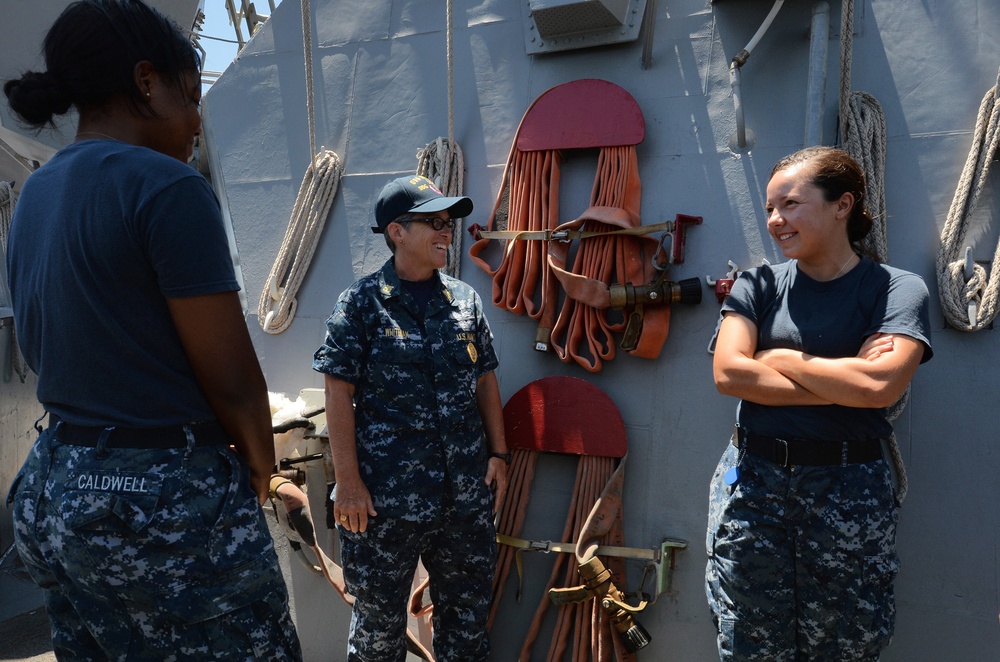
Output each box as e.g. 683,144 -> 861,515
706,146 -> 932,661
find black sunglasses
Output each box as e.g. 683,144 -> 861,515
399,215 -> 457,231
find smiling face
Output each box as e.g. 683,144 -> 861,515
765,162 -> 854,266
390,211 -> 454,281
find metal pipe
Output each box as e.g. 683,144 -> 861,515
804,1 -> 830,146
640,0 -> 658,70
741,0 -> 786,60
730,62 -> 748,150
728,0 -> 786,152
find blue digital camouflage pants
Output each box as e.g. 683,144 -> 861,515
7,423 -> 302,661
338,497 -> 496,662
705,441 -> 899,661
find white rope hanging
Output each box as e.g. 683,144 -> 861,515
416,0 -> 465,278
0,181 -> 28,382
837,0 -> 911,504
837,0 -> 854,151
259,0 -> 343,333
936,65 -> 1000,332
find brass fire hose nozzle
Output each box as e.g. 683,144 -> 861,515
609,277 -> 703,309
571,557 -> 653,653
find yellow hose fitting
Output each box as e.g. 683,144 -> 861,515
577,557 -> 652,652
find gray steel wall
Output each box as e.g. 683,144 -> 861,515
203,0 -> 1000,659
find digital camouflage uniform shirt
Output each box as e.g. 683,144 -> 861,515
313,258 -> 499,522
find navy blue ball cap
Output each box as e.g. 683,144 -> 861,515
372,175 -> 473,233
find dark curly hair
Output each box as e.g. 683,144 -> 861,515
770,146 -> 874,246
3,0 -> 200,128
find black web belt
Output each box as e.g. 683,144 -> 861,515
50,415 -> 229,449
733,426 -> 884,467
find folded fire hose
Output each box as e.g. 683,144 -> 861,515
490,377 -> 686,661
468,79 -> 702,373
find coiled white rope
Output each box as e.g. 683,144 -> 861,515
838,0 -> 910,504
936,65 -> 1000,332
258,149 -> 342,333
416,0 -> 465,278
844,91 -> 888,262
841,90 -> 908,502
258,0 -> 343,333
0,181 -> 28,382
417,139 -> 464,278
839,0 -> 888,262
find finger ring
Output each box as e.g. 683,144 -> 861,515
340,514 -> 348,522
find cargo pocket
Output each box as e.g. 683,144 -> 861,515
142,554 -> 298,659
839,552 -> 900,657
154,552 -> 284,624
162,572 -> 302,662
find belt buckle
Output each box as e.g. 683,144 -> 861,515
776,437 -> 790,468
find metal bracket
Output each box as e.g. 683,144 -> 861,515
654,538 -> 687,597
631,537 -> 688,605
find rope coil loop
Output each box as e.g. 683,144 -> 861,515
258,149 -> 343,334
936,65 -> 1000,332
258,0 -> 343,334
416,0 -> 466,278
417,137 -> 465,277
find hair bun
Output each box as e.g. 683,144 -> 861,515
4,70 -> 72,127
849,209 -> 875,244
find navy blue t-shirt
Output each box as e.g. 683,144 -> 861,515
721,257 -> 932,441
7,140 -> 239,426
